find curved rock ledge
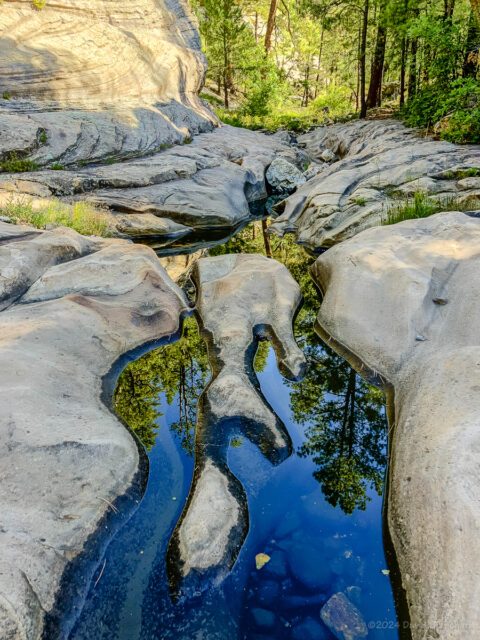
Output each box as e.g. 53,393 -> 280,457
0,221 -> 189,639
310,211 -> 480,640
0,126 -> 304,243
271,120 -> 480,250
166,254 -> 306,598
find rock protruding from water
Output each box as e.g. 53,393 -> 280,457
270,119 -> 480,250
166,254 -> 306,598
320,592 -> 367,640
0,221 -> 190,638
311,211 -> 480,640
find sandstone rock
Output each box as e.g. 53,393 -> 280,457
320,148 -> 336,163
320,593 -> 367,640
114,214 -> 191,238
311,211 -> 480,640
303,164 -> 324,181
270,120 -> 480,250
266,157 -> 306,192
0,221 -> 189,638
0,125 -> 296,241
166,254 -> 306,598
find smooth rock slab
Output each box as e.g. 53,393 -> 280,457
311,211 -> 480,640
0,221 -> 189,639
166,254 -> 306,597
271,119 -> 480,250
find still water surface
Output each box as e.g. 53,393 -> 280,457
71,334 -> 398,639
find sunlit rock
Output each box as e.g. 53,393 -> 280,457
270,119 -> 480,250
166,254 -> 306,598
266,157 -> 306,192
0,221 -> 190,638
311,211 -> 480,640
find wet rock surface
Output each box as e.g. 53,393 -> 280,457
270,119 -> 480,250
166,253 -> 306,598
0,221 -> 189,639
320,592 -> 368,640
311,210 -> 480,640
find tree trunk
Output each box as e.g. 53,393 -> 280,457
359,0 -> 370,118
262,219 -> 273,259
464,11 -> 480,76
400,36 -> 407,107
265,0 -> 280,55
366,21 -> 387,108
408,37 -> 418,98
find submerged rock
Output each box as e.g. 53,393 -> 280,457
291,616 -> 330,640
270,119 -> 480,250
311,211 -> 480,640
0,221 -> 190,638
166,254 -> 306,598
320,592 -> 368,640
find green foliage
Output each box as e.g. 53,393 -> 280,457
114,317 -> 210,454
1,199 -> 111,236
105,157 -> 117,165
384,191 -> 480,224
49,162 -> 64,170
2,92 -> 10,100
39,131 -> 47,144
354,197 -> 366,206
33,0 -> 46,8
0,153 -> 38,173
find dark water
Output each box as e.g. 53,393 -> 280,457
71,336 -> 398,639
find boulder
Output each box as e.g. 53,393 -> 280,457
320,593 -> 367,640
270,119 -> 480,250
320,149 -> 336,163
311,211 -> 480,640
0,222 -> 189,638
266,157 -> 307,192
166,254 -> 306,598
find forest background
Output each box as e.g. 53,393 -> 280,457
192,0 -> 480,142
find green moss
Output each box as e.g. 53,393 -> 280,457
39,131 -> 47,144
2,92 -> 10,100
49,162 -> 64,170
105,157 -> 117,165
354,197 -> 366,207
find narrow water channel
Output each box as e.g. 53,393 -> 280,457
70,222 -> 398,640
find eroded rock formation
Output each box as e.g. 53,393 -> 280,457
271,120 -> 480,250
0,221 -> 189,639
166,254 -> 306,598
310,211 -> 480,640
0,0 -> 215,157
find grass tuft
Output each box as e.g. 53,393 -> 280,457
0,153 -> 38,173
384,191 -> 480,225
1,199 -> 111,236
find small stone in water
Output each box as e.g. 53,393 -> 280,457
381,569 -> 390,576
255,553 -> 271,570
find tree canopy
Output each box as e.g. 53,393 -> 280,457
193,0 -> 480,141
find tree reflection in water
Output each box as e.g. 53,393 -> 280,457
114,222 -> 387,515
